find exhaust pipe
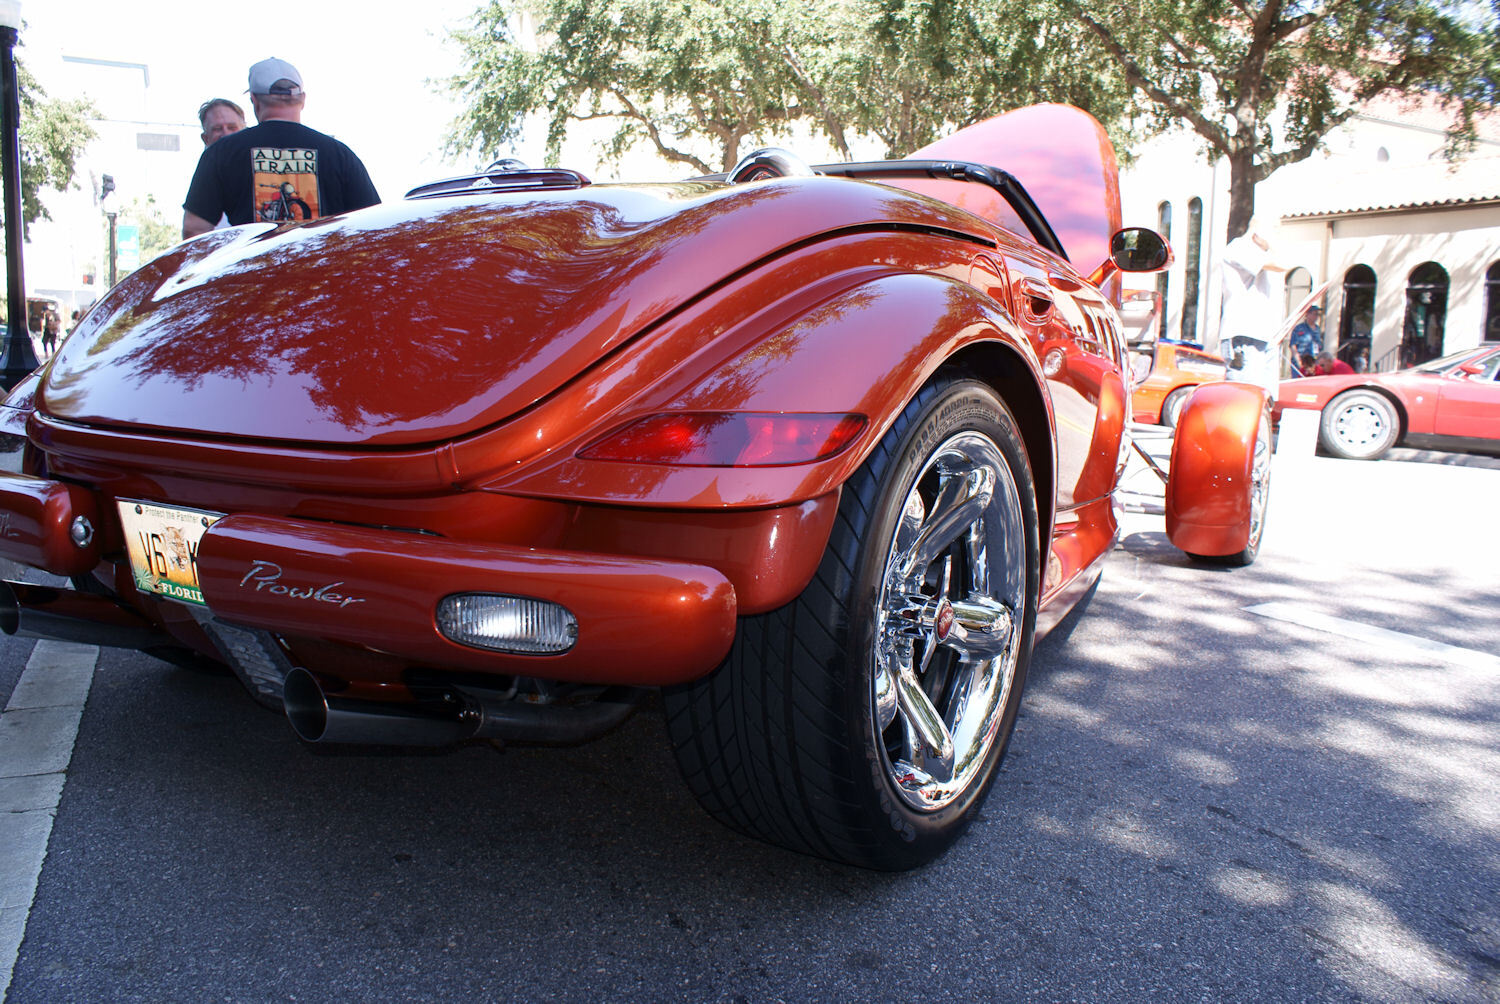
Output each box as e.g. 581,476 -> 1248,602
282,667 -> 476,747
283,667 -> 646,748
0,580 -> 177,650
469,689 -> 644,745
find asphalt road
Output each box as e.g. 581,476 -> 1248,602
2,439 -> 1497,1003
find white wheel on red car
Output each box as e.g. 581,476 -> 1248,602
664,376 -> 1039,870
1319,390 -> 1398,460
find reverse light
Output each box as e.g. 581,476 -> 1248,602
578,412 -> 866,467
437,594 -> 578,655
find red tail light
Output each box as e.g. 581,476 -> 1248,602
578,413 -> 866,467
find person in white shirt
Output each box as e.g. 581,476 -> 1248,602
1218,216 -> 1292,399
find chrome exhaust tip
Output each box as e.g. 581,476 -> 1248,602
282,667 -> 474,747
281,666 -> 335,742
0,579 -> 174,649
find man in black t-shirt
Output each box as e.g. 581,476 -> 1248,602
182,57 -> 380,239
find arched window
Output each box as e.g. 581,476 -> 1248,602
1180,197 -> 1203,343
1485,262 -> 1500,342
1338,265 -> 1376,371
1285,267 -> 1313,314
1402,262 -> 1448,366
1155,201 -> 1172,339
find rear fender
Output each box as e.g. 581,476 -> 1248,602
495,271 -> 1052,510
0,471 -> 102,576
1165,382 -> 1267,555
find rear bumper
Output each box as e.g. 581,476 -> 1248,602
196,514 -> 738,686
0,471 -> 739,687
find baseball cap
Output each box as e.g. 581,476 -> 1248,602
248,57 -> 304,96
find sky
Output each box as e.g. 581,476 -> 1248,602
21,0 -> 520,205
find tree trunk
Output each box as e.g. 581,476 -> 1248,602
1224,147 -> 1258,241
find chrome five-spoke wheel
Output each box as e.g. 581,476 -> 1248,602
872,431 -> 1027,811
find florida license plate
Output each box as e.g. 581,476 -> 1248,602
117,500 -> 223,606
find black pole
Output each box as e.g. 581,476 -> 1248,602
0,21 -> 35,391
106,210 -> 117,287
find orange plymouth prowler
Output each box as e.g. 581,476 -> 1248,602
0,105 -> 1270,870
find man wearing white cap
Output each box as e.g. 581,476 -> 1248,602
182,57 -> 380,239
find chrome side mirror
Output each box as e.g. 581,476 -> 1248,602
1109,228 -> 1173,273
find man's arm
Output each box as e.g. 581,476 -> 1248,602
1251,232 -> 1293,272
182,211 -> 215,240
182,142 -> 227,239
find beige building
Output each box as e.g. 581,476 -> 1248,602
1120,94 -> 1500,371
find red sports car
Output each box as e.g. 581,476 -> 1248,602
1128,284 -> 1334,427
1277,345 -> 1500,460
0,105 -> 1271,870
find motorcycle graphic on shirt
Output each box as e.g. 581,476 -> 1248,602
253,147 -> 320,222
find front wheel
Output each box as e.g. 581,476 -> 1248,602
1190,408 -> 1272,566
664,377 -> 1040,870
1320,390 -> 1398,460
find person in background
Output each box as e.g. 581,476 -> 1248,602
1289,304 -> 1323,371
41,307 -> 60,355
1218,216 -> 1292,399
196,98 -> 246,230
1311,350 -> 1354,376
198,97 -> 245,147
182,57 -> 379,239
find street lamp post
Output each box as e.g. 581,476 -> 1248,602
0,0 -> 36,392
100,172 -> 114,287
106,210 -> 117,287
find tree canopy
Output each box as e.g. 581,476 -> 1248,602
121,195 -> 178,273
446,0 -> 853,174
18,59 -> 97,236
445,1 -> 1499,236
842,1 -> 1141,157
444,0 -> 1137,172
1050,0 -> 1500,237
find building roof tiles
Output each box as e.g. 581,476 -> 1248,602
1282,154 -> 1500,218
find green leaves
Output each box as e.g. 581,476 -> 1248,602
18,60 -> 97,234
441,0 -> 1497,237
446,0 -> 832,173
1052,0 -> 1498,234
120,195 -> 178,268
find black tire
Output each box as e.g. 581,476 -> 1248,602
664,376 -> 1040,870
1187,408 -> 1272,567
1159,385 -> 1194,428
1319,390 -> 1398,460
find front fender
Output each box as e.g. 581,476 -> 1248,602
496,270 -> 1049,509
1165,381 -> 1267,555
